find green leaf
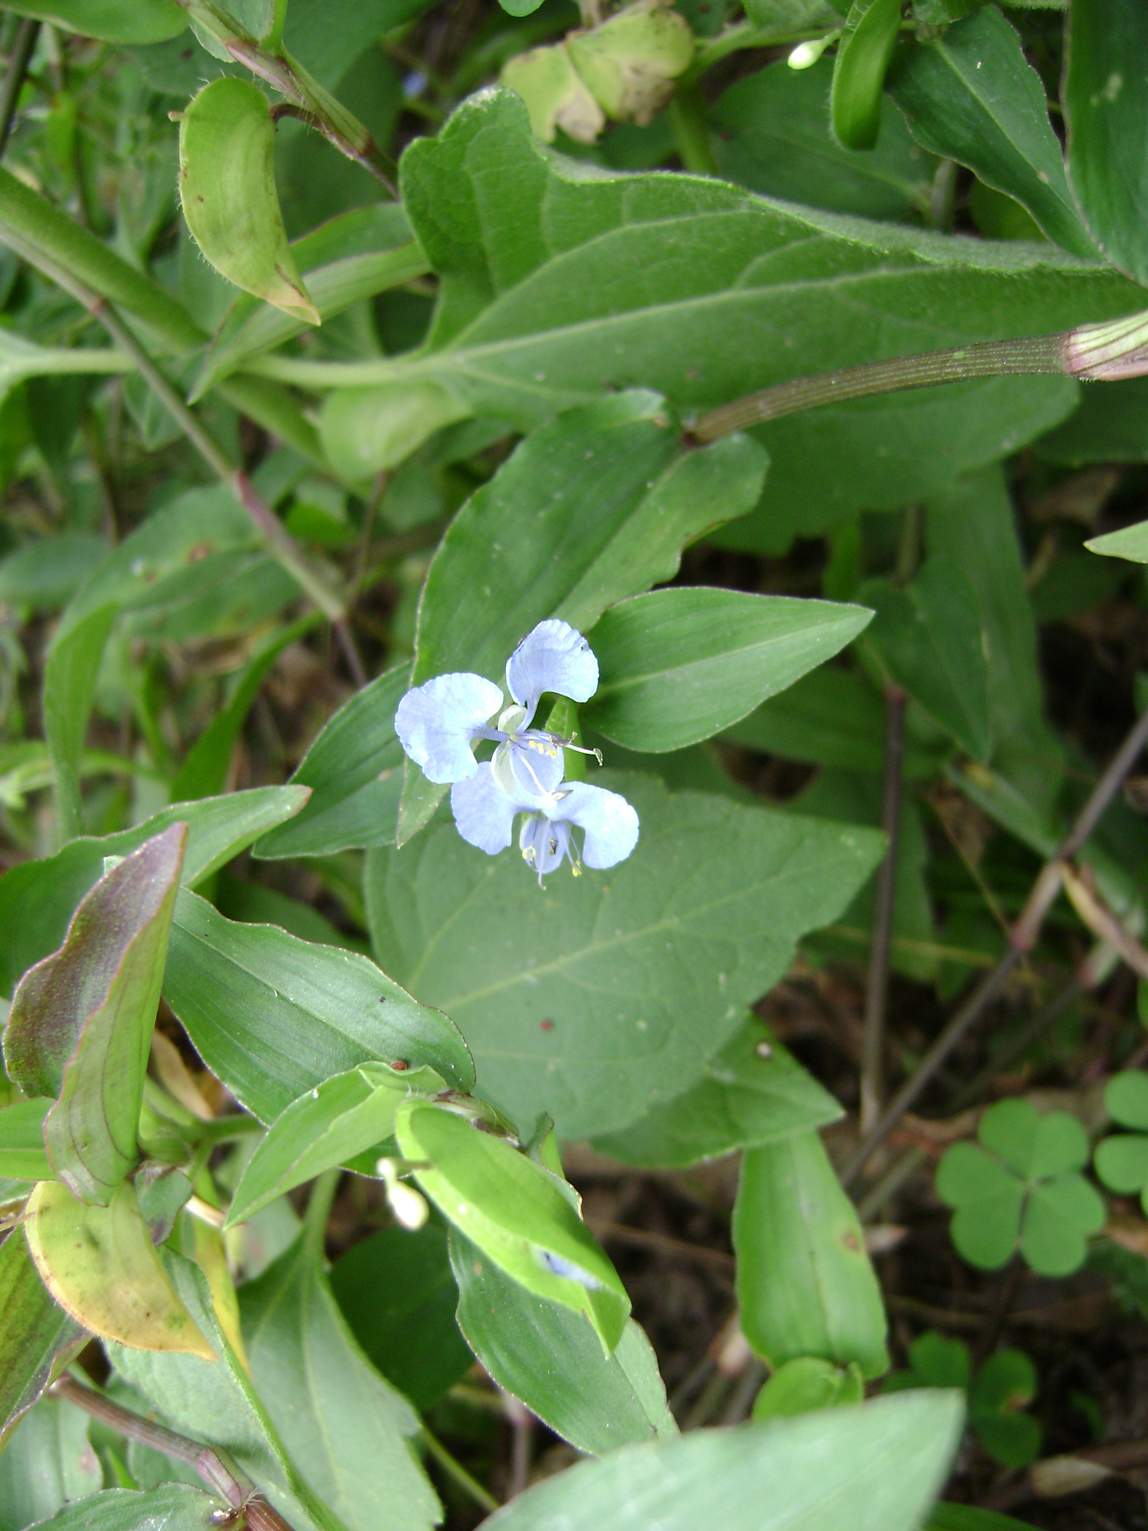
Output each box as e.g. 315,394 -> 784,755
108,1255 -> 331,1531
1105,1070 -> 1148,1128
713,58 -> 934,222
589,1018 -> 842,1168
0,1397 -> 101,1528
253,663 -> 410,859
397,392 -> 766,841
0,533 -> 106,611
1085,519 -> 1148,564
927,1507 -> 1042,1531
226,1061 -> 445,1228
4,826 -> 186,1203
831,0 -> 903,149
734,1130 -> 889,1379
0,1231 -> 84,1446
450,1229 -> 677,1453
971,1350 -> 1041,1468
23,1180 -> 213,1358
394,93 -> 1134,541
480,1392 -> 964,1531
396,1101 -> 630,1354
1020,1175 -> 1105,1276
0,1099 -> 53,1181
15,1485 -> 225,1530
862,561 -> 990,759
926,468 -> 1056,804
584,588 -> 871,752
42,488 -> 262,837
330,1223 -> 472,1411
726,666 -> 940,778
2,1 -> 185,44
752,1357 -> 865,1420
320,382 -> 472,478
0,785 -> 309,997
366,774 -> 884,1140
164,889 -> 473,1123
42,606 -> 116,840
193,205 -> 425,398
170,618 -> 314,802
888,9 -> 1095,256
1094,1133 -> 1148,1195
1065,0 -> 1148,285
179,79 -> 319,322
241,1238 -> 441,1531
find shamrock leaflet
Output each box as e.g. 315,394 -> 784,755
1094,1070 -> 1148,1213
936,1099 -> 1105,1277
884,1332 -> 1041,1468
395,619 -> 638,881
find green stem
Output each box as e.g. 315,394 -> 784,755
301,1168 -> 339,1261
419,1425 -> 500,1515
4,227 -> 350,630
666,86 -> 718,176
690,331 -> 1068,441
0,18 -> 39,157
263,0 -> 289,52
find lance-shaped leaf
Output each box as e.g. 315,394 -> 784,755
396,392 -> 767,841
2,1 -> 185,44
20,1485 -> 229,1529
241,1237 -> 441,1531
179,78 -> 319,323
450,1229 -> 675,1454
0,785 -> 308,998
4,826 -> 186,1203
734,1130 -> 889,1379
0,1395 -> 102,1527
0,1229 -> 85,1445
888,8 -> 1094,258
481,1392 -> 964,1531
165,889 -> 473,1123
23,1180 -> 213,1358
1065,0 -> 1148,287
830,0 -> 903,150
584,588 -> 872,752
396,1100 -> 630,1354
225,1060 -> 445,1228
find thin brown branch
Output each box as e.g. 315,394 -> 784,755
860,685 -> 905,1136
844,704 -> 1148,1189
52,1375 -> 296,1530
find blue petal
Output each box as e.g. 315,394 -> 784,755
491,732 -> 565,804
505,620 -> 598,717
450,763 -> 518,854
395,673 -> 504,784
554,782 -> 639,869
519,814 -> 573,877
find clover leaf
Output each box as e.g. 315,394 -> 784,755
1094,1070 -> 1148,1213
936,1100 -> 1106,1276
884,1332 -> 1041,1468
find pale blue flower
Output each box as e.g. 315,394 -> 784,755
395,619 -> 598,786
394,618 -> 639,881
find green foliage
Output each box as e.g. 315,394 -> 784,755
3,0 -> 1148,1521
886,1332 -> 1042,1467
1094,1070 -> 1148,1210
936,1100 -> 1107,1275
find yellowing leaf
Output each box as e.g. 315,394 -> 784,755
23,1181 -> 214,1360
180,79 -> 319,325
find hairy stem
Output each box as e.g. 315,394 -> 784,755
691,333 -> 1067,442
